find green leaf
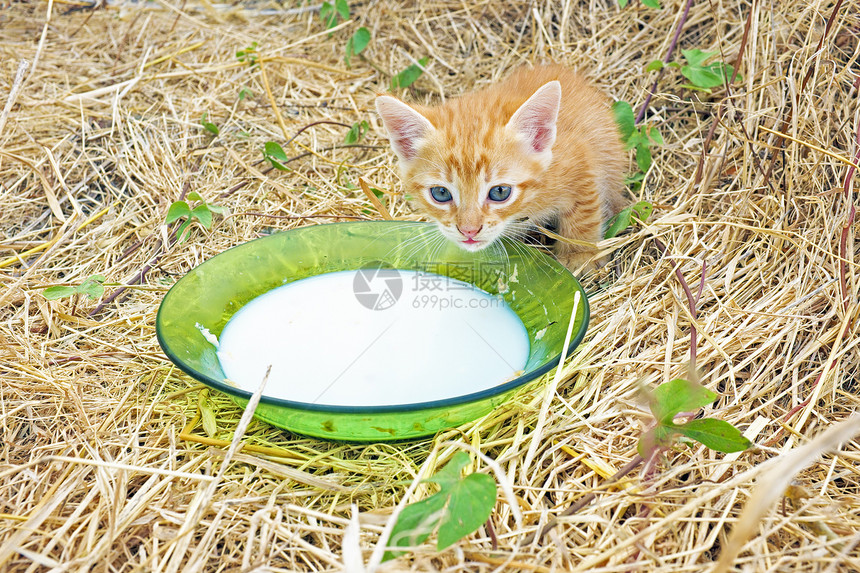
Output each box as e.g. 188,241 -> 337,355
626,130 -> 645,151
651,379 -> 717,426
176,219 -> 193,243
77,275 -> 106,300
646,125 -> 664,145
343,120 -> 368,144
236,42 -> 259,66
165,201 -> 191,225
186,191 -> 204,203
200,113 -> 219,136
344,123 -> 360,144
675,418 -> 752,453
207,204 -> 228,215
635,143 -> 652,172
436,472 -> 496,550
384,452 -> 496,560
391,57 -> 429,90
631,200 -> 653,222
680,83 -> 715,94
334,0 -> 349,20
603,206 -> 632,239
682,49 -> 717,68
642,0 -> 661,7
351,27 -> 370,54
191,204 -> 213,229
617,0 -> 628,6
320,1 -> 337,29
426,452 -> 470,490
238,86 -> 253,101
384,493 -> 447,561
611,100 -> 635,141
43,285 -> 78,300
78,282 -> 104,301
604,201 -> 654,239
345,27 -> 371,68
681,65 -> 724,89
263,141 -> 290,170
679,50 -> 740,90
645,59 -> 664,72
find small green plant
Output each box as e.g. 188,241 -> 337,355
238,86 -> 253,101
320,0 -> 349,29
384,452 -> 496,561
646,49 -> 742,92
43,274 -> 106,301
391,57 -> 428,90
262,141 -> 290,171
604,200 -> 654,239
200,113 -> 219,136
618,0 -> 661,7
639,378 -> 752,458
344,26 -> 370,68
235,42 -> 259,67
343,120 -> 369,144
613,100 -> 663,174
165,192 -> 227,242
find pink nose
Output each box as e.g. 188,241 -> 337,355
459,226 -> 482,239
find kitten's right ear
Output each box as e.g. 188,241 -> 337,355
375,96 -> 434,162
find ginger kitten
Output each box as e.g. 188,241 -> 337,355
375,64 -> 627,271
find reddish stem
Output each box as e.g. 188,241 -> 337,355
89,171 -> 194,316
635,0 -> 696,125
653,238 -> 702,367
839,113 -> 860,312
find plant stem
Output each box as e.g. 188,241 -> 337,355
840,109 -> 859,313
652,237 -> 702,366
635,0 -> 695,125
89,170 -> 194,316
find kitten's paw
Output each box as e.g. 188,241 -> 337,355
554,250 -> 599,273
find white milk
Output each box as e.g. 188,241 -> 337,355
215,269 -> 530,406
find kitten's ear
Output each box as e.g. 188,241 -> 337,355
375,95 -> 435,163
506,80 -> 561,160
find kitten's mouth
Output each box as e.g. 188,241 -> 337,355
458,238 -> 489,251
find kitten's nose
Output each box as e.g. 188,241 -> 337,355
458,225 -> 482,239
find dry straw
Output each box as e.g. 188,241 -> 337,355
1,0 -> 859,571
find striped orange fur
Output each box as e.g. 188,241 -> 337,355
376,64 -> 627,270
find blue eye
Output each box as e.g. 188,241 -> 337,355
488,185 -> 512,202
429,186 -> 453,203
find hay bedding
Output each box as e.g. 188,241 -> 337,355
0,0 -> 858,570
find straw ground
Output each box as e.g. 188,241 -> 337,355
1,0 -> 859,571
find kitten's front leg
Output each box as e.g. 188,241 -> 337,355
552,205 -> 604,272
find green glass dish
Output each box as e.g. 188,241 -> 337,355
156,221 -> 589,441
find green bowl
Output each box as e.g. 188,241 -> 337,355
156,221 -> 589,442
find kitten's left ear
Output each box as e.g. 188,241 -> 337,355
506,80 -> 561,163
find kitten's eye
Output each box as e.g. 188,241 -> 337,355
429,186 -> 453,203
488,185 -> 512,202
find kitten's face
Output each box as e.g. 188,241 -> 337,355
376,82 -> 561,251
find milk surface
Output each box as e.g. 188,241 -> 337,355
215,269 -> 529,406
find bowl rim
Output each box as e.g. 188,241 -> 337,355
156,221 -> 590,415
